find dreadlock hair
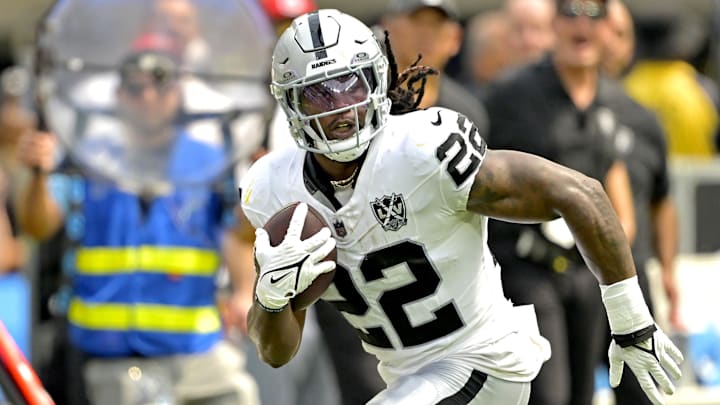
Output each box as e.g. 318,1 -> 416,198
382,31 -> 438,115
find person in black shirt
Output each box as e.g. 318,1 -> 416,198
483,1 -> 637,404
380,0 -> 488,130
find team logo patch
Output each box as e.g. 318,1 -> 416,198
370,193 -> 407,231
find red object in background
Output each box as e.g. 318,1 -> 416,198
260,0 -> 317,21
0,321 -> 55,405
130,31 -> 183,58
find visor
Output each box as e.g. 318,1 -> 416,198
298,72 -> 369,115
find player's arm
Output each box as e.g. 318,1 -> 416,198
247,292 -> 307,368
240,211 -> 308,368
467,149 -> 633,284
243,203 -> 334,367
467,149 -> 683,405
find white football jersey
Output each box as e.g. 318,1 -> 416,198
241,107 -> 550,383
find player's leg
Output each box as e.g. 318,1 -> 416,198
471,375 -> 531,405
367,361 -> 530,405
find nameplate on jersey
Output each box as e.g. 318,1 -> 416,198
370,193 -> 407,231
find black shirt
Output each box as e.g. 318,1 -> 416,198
483,56 -> 620,263
484,56 -> 617,179
604,91 -> 670,270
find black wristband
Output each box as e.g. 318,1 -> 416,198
612,324 -> 657,348
255,296 -> 287,313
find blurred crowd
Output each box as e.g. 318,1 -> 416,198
0,0 -> 719,404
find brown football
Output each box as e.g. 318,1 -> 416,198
263,202 -> 337,311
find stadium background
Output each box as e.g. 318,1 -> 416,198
1,0 -> 719,404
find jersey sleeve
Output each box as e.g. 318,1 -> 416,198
238,156 -> 275,229
400,107 -> 488,212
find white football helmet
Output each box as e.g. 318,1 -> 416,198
270,9 -> 390,162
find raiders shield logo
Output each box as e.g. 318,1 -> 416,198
371,193 -> 407,231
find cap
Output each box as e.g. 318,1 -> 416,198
129,32 -> 183,60
386,0 -> 460,20
120,32 -> 182,81
260,0 -> 317,22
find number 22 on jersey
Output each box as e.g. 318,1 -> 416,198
325,112 -> 486,349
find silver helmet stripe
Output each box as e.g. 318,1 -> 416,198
307,11 -> 328,60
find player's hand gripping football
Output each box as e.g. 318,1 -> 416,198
602,277 -> 684,405
254,203 -> 336,312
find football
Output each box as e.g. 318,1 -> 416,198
263,202 -> 337,311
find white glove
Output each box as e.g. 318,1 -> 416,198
602,277 -> 684,405
254,203 -> 336,312
608,328 -> 684,405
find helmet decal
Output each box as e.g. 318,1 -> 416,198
307,11 -> 328,59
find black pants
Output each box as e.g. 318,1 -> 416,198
501,258 -> 606,405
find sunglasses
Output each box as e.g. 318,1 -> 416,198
558,0 -> 607,20
120,53 -> 179,97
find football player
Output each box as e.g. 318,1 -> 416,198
240,9 -> 683,405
